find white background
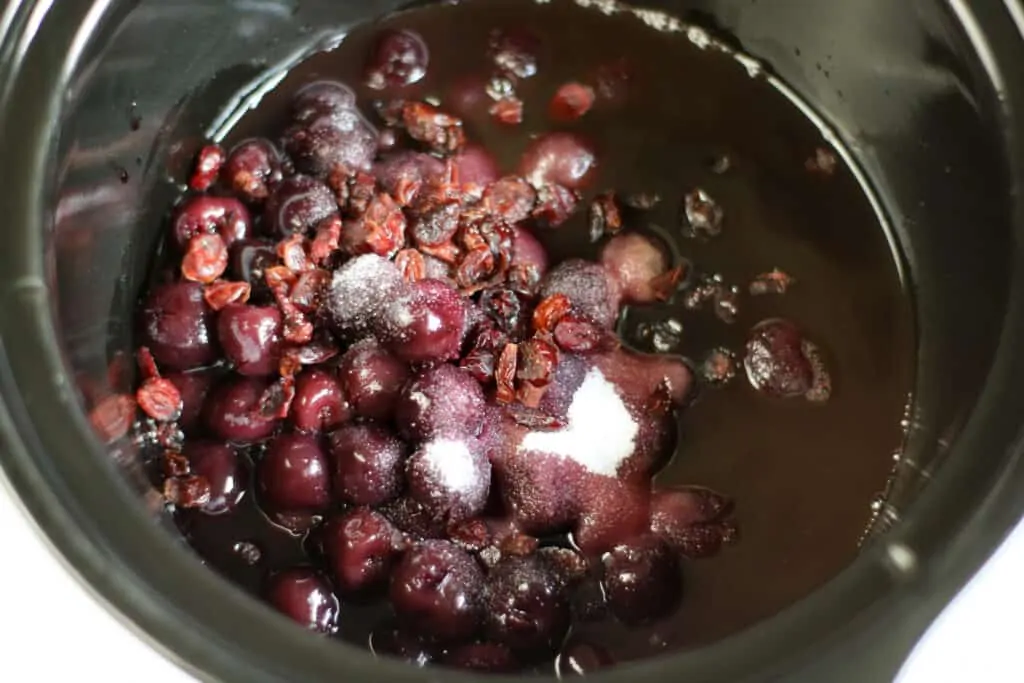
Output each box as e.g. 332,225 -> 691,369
1,481 -> 1021,682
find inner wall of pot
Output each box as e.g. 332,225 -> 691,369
50,0 -> 1012,643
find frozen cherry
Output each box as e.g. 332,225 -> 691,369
222,138 -> 284,203
650,487 -> 736,558
743,319 -> 815,398
380,279 -> 467,363
184,441 -> 247,514
443,643 -> 519,673
484,556 -> 570,653
406,438 -> 491,523
265,568 -> 339,634
291,80 -> 357,123
283,82 -> 377,176
512,225 -> 549,277
216,304 -> 282,376
519,133 -> 597,190
336,338 -> 410,421
171,195 -> 251,250
389,540 -> 484,641
489,27 -> 540,79
538,259 -> 622,329
263,175 -> 337,237
394,364 -> 485,441
322,508 -> 405,596
602,535 -> 682,624
259,433 -> 331,512
600,232 -> 672,304
291,369 -> 352,433
364,29 -> 429,90
203,376 -> 278,443
328,423 -> 405,506
140,282 -> 217,371
327,254 -> 407,339
165,370 -> 215,433
453,145 -> 501,190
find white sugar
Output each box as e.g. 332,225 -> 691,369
519,368 -> 638,477
329,255 -> 402,330
421,438 -> 478,493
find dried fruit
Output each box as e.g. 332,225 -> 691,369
550,82 -> 595,122
806,147 -> 837,175
401,101 -> 466,155
181,233 -> 229,284
137,377 -> 184,422
490,96 -> 524,125
203,281 -> 252,310
89,394 -> 136,443
495,343 -> 518,404
163,475 -> 213,508
395,248 -> 426,282
276,233 -> 312,273
681,188 -> 724,239
532,293 -> 571,334
749,269 -> 795,296
587,192 -> 622,242
190,144 -> 226,192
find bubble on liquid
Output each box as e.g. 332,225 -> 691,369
232,540 -> 262,565
636,318 -> 684,353
701,347 -> 737,386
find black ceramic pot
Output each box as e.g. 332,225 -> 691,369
0,1 -> 1022,681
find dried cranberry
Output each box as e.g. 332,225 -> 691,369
490,96 -> 524,125
181,233 -> 229,284
89,394 -> 136,443
189,144 -> 225,192
532,184 -> 580,229
409,201 -> 460,248
516,338 -> 558,407
343,193 -> 406,258
495,343 -> 518,404
480,288 -> 523,336
681,188 -> 724,239
587,191 -> 622,242
309,215 -> 342,265
401,101 -> 466,156
136,377 -> 183,422
549,82 -> 595,122
395,248 -> 426,282
203,281 -> 251,311
532,293 -> 571,334
483,177 -> 536,224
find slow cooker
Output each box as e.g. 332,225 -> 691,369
0,0 -> 1022,681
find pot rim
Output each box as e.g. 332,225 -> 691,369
0,1 -> 1022,682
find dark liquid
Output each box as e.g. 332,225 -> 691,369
180,0 -> 914,669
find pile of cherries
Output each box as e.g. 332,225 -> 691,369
87,23 -> 834,676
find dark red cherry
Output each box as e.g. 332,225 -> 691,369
140,282 -> 217,371
171,195 -> 251,250
258,433 -> 332,512
264,568 -> 339,634
394,364 -> 485,442
291,369 -> 351,433
602,534 -> 682,624
322,508 -> 405,596
263,175 -> 337,237
203,376 -> 279,443
484,555 -> 570,653
389,540 -> 484,642
379,279 -> 467,363
519,133 -> 597,190
364,29 -> 429,90
335,338 -> 409,421
216,304 -> 282,376
328,423 -> 406,506
183,441 -> 247,514
222,138 -> 284,204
